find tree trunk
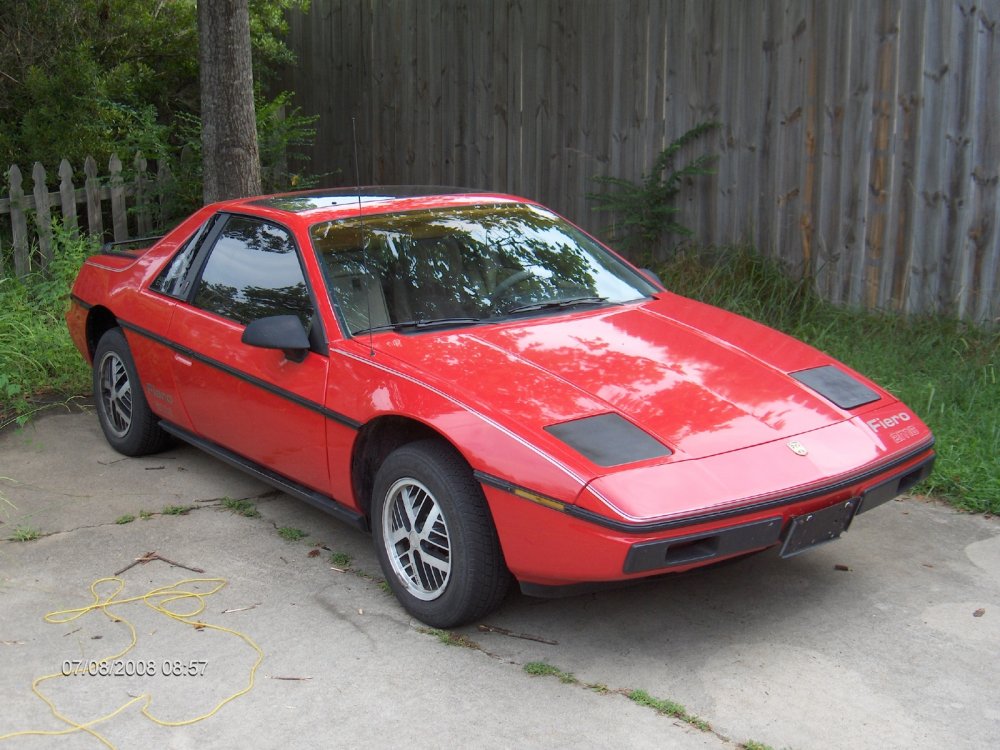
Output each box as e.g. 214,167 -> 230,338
198,0 -> 261,203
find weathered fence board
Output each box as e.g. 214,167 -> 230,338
84,156 -> 104,240
9,165 -> 29,278
284,0 -> 1000,324
58,160 -> 77,236
32,161 -> 54,267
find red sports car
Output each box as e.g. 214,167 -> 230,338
67,188 -> 935,627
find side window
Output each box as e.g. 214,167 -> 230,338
150,215 -> 220,298
192,216 -> 313,327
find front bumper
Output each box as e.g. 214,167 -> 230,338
478,442 -> 935,592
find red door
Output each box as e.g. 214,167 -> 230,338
164,214 -> 331,493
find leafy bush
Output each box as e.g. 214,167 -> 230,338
0,0 -> 313,201
588,121 -> 720,261
160,89 -> 321,220
0,0 -> 308,160
258,91 -> 321,193
0,223 -> 94,428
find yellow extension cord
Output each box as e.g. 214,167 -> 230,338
0,576 -> 264,749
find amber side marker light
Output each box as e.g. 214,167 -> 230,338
513,488 -> 566,512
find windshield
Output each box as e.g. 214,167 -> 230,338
310,203 -> 657,335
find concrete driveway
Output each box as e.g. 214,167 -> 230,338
2,410 -> 997,749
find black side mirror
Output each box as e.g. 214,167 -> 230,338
640,268 -> 665,289
242,315 -> 311,362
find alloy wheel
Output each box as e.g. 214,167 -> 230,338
98,351 -> 132,439
382,477 -> 452,601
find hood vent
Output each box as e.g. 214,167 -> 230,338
791,365 -> 880,410
545,413 -> 672,467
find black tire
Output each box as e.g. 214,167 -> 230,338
372,440 -> 510,628
92,328 -> 169,456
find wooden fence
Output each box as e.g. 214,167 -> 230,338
283,0 -> 1000,324
0,152 -> 175,279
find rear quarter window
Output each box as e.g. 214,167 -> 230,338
150,215 -> 221,298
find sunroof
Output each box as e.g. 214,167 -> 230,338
250,186 -> 480,213
252,194 -> 391,212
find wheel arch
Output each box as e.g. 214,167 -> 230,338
85,305 -> 120,359
351,415 -> 471,521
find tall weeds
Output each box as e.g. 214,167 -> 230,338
0,223 -> 94,428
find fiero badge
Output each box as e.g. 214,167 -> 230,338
866,411 -> 912,433
867,410 -> 919,444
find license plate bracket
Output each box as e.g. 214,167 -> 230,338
779,499 -> 860,558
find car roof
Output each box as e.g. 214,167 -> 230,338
216,186 -> 529,225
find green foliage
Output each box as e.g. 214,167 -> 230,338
1,484 -> 15,520
166,89 -> 321,214
11,525 -> 41,542
523,661 -> 579,683
627,689 -> 711,731
249,0 -> 312,86
0,0 -> 199,169
521,662 -> 711,730
417,627 -> 481,649
258,90 -> 321,193
162,504 -> 196,516
0,0 -> 314,199
588,121 -> 720,260
221,497 -> 262,518
656,246 -> 1000,513
277,526 -> 306,541
0,223 -> 94,429
330,551 -> 352,568
115,514 -> 135,525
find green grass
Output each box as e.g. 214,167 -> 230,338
162,504 -> 195,516
10,525 -> 40,541
417,627 -> 481,649
330,551 -> 352,568
0,225 -> 94,429
1,484 -> 15,520
277,526 -> 306,541
139,509 -> 152,520
627,689 -> 711,730
523,661 -> 711,731
220,497 -> 261,518
656,246 -> 1000,513
523,661 -> 579,683
115,514 -> 135,524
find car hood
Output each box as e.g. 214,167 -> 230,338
372,295 -> 891,465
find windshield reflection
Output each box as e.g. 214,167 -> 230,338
310,203 -> 656,334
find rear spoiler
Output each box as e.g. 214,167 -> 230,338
98,235 -> 165,257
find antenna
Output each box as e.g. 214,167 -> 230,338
352,116 -> 375,358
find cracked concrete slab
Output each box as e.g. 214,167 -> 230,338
2,411 -> 999,749
1,409 -> 270,534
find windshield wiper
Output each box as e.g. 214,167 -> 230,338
353,317 -> 482,335
505,296 -> 608,315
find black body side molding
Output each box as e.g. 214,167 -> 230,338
159,421 -> 368,532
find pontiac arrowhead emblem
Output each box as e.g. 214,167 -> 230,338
787,440 -> 809,456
